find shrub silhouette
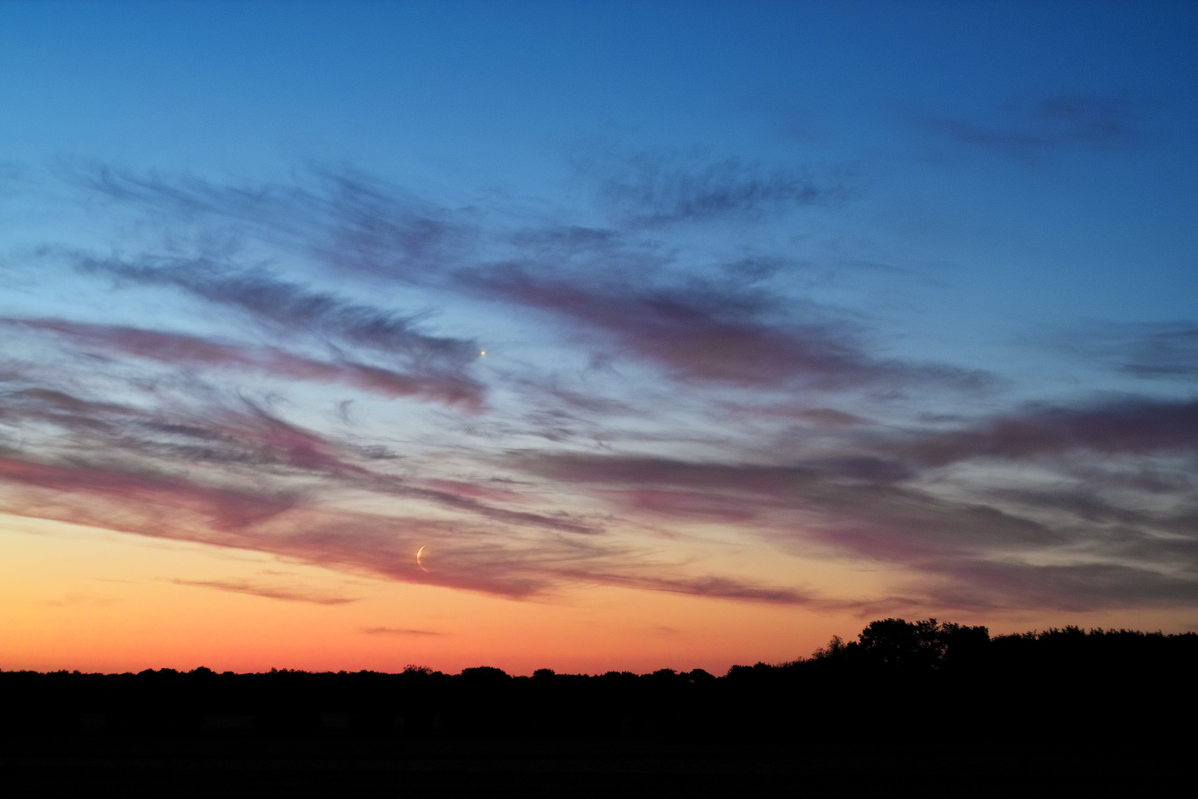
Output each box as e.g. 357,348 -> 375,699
2,618 -> 1194,749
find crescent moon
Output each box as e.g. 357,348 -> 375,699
416,545 -> 428,573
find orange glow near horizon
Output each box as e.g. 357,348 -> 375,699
4,513 -> 1194,676
4,0 -> 1198,689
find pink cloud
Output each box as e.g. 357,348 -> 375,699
9,319 -> 484,410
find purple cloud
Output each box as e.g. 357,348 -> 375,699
894,397 -> 1198,466
10,318 -> 485,410
8,161 -> 1187,618
77,256 -> 478,368
58,165 -> 991,396
469,265 -> 987,390
509,445 -> 1198,611
0,416 -> 799,602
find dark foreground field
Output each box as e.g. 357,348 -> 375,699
4,620 -> 1193,796
2,739 -> 1188,798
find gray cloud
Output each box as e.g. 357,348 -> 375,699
569,571 -> 813,605
923,560 -> 1198,613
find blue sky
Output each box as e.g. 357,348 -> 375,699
2,1 -> 1197,667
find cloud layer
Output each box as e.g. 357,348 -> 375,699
1,161 -> 1194,616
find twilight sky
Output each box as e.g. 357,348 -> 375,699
2,1 -> 1197,674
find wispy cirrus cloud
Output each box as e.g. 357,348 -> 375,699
49,163 -> 989,398
0,375 -> 806,602
508,386 -> 1198,613
589,152 -> 848,226
8,317 -> 485,409
76,255 -> 478,368
514,451 -> 1059,559
1116,326 -> 1198,379
922,560 -> 1198,613
925,94 -> 1145,160
1054,322 -> 1198,380
76,165 -> 475,283
0,378 -> 599,534
362,626 -> 448,636
468,264 -> 988,391
0,449 -> 805,602
173,578 -> 360,605
574,572 -> 813,605
891,396 -> 1198,466
6,159 -> 1192,619
2,383 -> 369,477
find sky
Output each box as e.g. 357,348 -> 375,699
1,1 -> 1196,675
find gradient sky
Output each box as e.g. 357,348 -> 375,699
2,1 -> 1197,675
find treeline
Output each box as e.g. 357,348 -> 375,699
3,619 -> 1196,747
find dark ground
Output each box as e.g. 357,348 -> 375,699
2,738 -> 1187,798
5,621 -> 1193,796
